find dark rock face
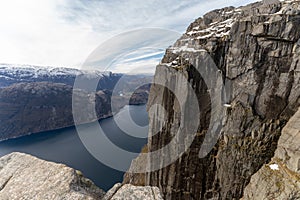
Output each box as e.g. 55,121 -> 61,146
125,1 -> 300,199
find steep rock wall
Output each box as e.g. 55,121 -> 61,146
243,107 -> 300,199
125,1 -> 300,199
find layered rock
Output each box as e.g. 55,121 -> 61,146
243,107 -> 300,199
125,0 -> 300,199
0,152 -> 105,200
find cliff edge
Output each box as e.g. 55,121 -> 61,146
124,0 -> 300,199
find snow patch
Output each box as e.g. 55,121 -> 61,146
169,46 -> 207,54
187,18 -> 234,40
269,164 -> 279,170
223,104 -> 232,108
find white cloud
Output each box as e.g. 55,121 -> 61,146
0,0 -> 103,67
0,0 -> 258,69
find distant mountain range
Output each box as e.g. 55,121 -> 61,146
0,63 -> 121,90
0,64 -> 152,141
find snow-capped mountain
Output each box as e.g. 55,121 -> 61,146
0,63 -> 152,141
0,63 -> 121,91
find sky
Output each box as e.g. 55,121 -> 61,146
0,0 -> 257,73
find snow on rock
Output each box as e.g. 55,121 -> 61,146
159,0 -> 300,70
158,6 -> 245,69
186,18 -> 234,39
223,104 -> 232,108
169,45 -> 207,54
269,164 -> 279,170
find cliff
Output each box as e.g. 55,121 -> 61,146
124,0 -> 300,199
243,107 -> 300,199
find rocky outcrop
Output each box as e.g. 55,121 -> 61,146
0,152 -> 164,200
129,84 -> 151,105
242,107 -> 300,200
125,0 -> 300,199
103,183 -> 163,200
0,152 -> 105,200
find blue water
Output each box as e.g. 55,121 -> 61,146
0,105 -> 148,191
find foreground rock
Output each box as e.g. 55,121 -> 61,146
243,107 -> 300,199
104,183 -> 163,200
0,152 -> 164,200
0,152 -> 105,200
125,0 -> 300,199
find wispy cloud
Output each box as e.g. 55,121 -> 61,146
0,0 -> 258,71
62,0 -> 258,32
84,28 -> 181,74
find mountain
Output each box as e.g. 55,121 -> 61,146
0,64 -> 152,141
0,82 -> 112,140
1,0 -> 300,199
0,64 -> 120,91
124,0 -> 300,199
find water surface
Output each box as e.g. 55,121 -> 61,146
0,105 -> 148,191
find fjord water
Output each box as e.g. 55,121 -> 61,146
0,105 -> 148,191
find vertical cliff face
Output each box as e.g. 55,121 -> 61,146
243,107 -> 300,200
125,1 -> 300,199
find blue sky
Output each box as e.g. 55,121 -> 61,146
0,0 -> 257,73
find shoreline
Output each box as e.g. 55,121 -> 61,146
0,104 -> 147,143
